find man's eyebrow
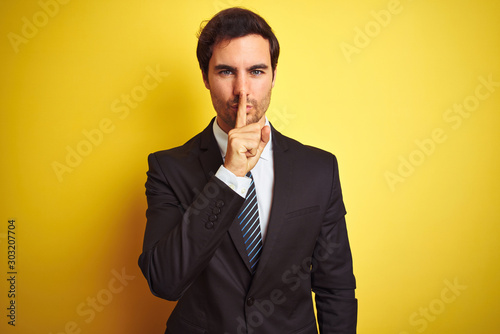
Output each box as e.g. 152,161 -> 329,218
214,64 -> 236,71
248,64 -> 269,71
213,64 -> 269,72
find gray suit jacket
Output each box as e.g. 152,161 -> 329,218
139,119 -> 357,333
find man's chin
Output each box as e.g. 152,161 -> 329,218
246,113 -> 265,126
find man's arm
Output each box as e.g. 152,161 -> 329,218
138,152 -> 244,301
311,155 -> 357,333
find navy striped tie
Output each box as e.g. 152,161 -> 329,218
237,172 -> 262,273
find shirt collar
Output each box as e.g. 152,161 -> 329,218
213,116 -> 273,161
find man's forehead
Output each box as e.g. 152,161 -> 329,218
210,34 -> 271,65
214,34 -> 269,48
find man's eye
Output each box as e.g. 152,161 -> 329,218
251,70 -> 263,75
220,70 -> 232,75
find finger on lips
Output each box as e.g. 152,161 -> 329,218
235,91 -> 247,129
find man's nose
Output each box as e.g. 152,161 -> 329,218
233,75 -> 249,96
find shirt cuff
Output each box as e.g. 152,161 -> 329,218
215,165 -> 251,198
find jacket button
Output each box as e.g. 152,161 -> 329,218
209,214 -> 217,222
212,207 -> 221,215
205,221 -> 214,229
216,200 -> 224,208
246,297 -> 254,306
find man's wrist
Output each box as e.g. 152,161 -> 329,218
215,165 -> 251,198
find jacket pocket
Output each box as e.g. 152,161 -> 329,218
284,205 -> 320,220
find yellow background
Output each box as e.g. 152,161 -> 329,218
1,0 -> 499,333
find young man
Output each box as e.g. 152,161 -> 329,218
139,7 -> 357,333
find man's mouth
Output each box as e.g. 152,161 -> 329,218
230,104 -> 253,111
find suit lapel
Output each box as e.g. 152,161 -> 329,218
228,214 -> 254,273
199,118 -> 224,179
198,118 -> 254,273
254,126 -> 291,278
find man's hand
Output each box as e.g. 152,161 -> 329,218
224,91 -> 270,177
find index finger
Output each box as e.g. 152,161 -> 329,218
235,91 -> 247,128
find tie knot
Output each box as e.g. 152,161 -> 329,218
246,171 -> 253,178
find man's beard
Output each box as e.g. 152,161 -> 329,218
211,89 -> 272,130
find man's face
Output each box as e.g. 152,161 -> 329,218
203,34 -> 276,133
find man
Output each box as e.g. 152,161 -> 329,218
139,7 -> 357,334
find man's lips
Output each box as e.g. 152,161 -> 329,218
230,104 -> 253,111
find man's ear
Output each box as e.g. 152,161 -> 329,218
203,72 -> 210,89
272,68 -> 277,88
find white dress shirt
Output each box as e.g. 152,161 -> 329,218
213,117 -> 274,241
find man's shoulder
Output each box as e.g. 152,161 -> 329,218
274,128 -> 337,163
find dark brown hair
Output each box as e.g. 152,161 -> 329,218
196,7 -> 280,79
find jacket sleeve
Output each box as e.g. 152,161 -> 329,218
311,155 -> 358,333
138,152 -> 245,301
